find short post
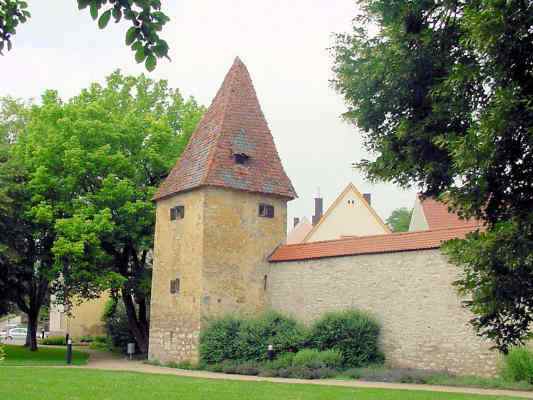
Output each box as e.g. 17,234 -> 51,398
41,329 -> 45,340
66,338 -> 73,365
267,344 -> 274,361
127,342 -> 135,360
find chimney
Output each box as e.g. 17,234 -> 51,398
293,217 -> 300,227
312,197 -> 323,226
363,193 -> 371,206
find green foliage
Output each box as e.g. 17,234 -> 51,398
332,0 -> 533,351
0,343 -> 5,362
5,71 -> 204,353
41,336 -> 67,346
199,315 -> 243,364
237,311 -> 307,362
292,349 -> 343,370
262,352 -> 295,370
200,312 -> 306,364
308,310 -> 383,368
102,297 -> 134,351
386,207 -> 412,232
0,1 -> 169,70
501,347 -> 533,384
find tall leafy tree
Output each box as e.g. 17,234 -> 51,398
386,207 -> 412,232
0,97 -> 54,350
0,1 -> 170,71
6,72 -> 204,352
332,0 -> 533,351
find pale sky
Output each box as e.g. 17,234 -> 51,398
1,1 -> 417,227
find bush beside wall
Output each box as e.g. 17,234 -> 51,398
501,347 -> 533,384
199,309 -> 383,373
309,309 -> 384,368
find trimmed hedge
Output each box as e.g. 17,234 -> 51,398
41,336 -> 66,346
308,309 -> 384,368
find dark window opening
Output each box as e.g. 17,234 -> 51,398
234,153 -> 249,165
263,275 -> 268,291
259,203 -> 274,218
170,278 -> 180,295
170,205 -> 185,220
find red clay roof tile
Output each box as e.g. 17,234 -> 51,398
154,57 -> 297,201
420,196 -> 480,230
269,225 -> 481,262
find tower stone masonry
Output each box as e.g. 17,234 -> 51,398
148,58 -> 296,363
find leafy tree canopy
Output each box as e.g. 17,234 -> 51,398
386,207 -> 412,232
0,0 -> 170,71
333,0 -> 533,351
3,71 -> 204,352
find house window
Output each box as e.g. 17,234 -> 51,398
259,203 -> 274,218
234,153 -> 249,165
170,205 -> 185,220
170,278 -> 180,295
263,275 -> 268,291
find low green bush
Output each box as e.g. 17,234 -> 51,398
199,316 -> 243,364
41,336 -> 66,346
237,311 -> 307,362
292,349 -> 342,370
199,311 -> 306,364
345,365 -> 440,384
308,309 -> 383,368
501,346 -> 533,383
263,352 -> 295,370
78,335 -> 94,343
271,366 -> 336,379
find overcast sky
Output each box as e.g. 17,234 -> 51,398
1,1 -> 417,227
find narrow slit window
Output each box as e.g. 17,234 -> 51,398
259,203 -> 274,218
170,205 -> 185,220
170,278 -> 181,295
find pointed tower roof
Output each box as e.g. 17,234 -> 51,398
154,57 -> 297,201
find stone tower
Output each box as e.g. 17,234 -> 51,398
148,58 -> 297,363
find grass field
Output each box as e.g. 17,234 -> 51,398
0,344 -> 89,366
0,368 -> 525,400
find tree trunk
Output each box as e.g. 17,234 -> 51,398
121,288 -> 149,354
26,310 -> 39,351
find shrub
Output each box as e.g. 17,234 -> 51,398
346,366 -> 439,384
308,309 -> 383,368
265,352 -> 295,370
292,349 -> 343,370
41,336 -> 66,346
501,346 -> 533,383
199,316 -> 243,364
78,335 -> 94,343
0,344 -> 4,362
102,298 -> 135,351
234,361 -> 261,376
236,311 -> 307,361
272,366 -> 336,380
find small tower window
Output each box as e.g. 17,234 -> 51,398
259,203 -> 274,218
170,278 -> 180,295
170,205 -> 185,220
234,153 -> 249,165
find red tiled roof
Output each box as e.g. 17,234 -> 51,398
154,57 -> 297,201
269,225 -> 481,262
420,196 -> 479,230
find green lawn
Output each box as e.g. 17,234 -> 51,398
0,368 -> 525,400
0,344 -> 89,366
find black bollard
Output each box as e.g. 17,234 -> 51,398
267,344 -> 274,361
66,338 -> 73,365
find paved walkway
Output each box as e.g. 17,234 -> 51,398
69,350 -> 533,399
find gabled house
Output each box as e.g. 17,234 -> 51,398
409,195 -> 480,232
302,183 -> 390,243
